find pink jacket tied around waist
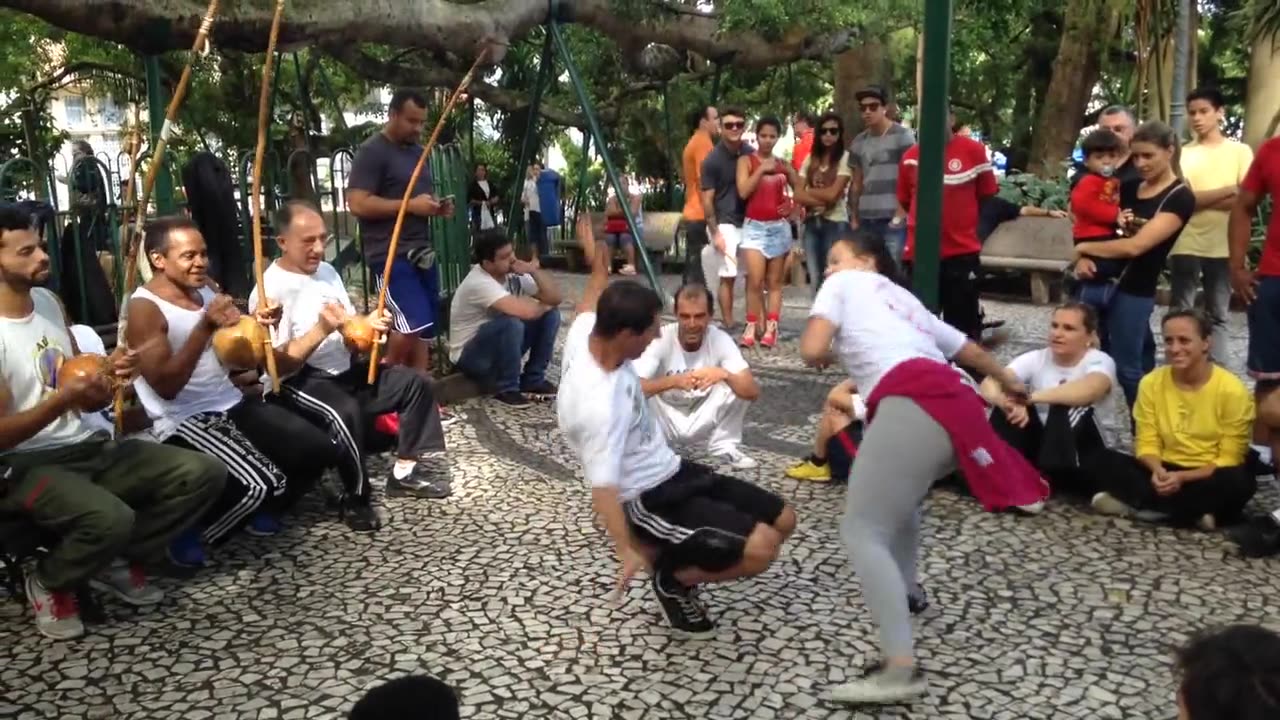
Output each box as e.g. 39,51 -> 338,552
865,358 -> 1050,511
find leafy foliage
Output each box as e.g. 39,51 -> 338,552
997,171 -> 1070,211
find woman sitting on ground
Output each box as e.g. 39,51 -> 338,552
785,379 -> 867,483
979,302 -> 1119,497
1087,310 -> 1256,530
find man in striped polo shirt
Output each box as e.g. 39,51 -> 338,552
847,86 -> 916,261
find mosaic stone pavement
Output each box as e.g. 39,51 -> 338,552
2,271 -> 1279,720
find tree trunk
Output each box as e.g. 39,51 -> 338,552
833,40 -> 890,137
1027,0 -> 1107,177
1244,31 -> 1280,148
1146,33 -> 1175,123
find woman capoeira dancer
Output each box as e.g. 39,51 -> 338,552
799,229 -> 1048,704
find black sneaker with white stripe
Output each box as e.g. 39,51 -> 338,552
651,566 -> 715,639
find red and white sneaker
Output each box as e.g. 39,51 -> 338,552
90,559 -> 164,606
26,573 -> 85,640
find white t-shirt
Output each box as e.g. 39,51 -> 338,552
250,261 -> 356,376
1006,347 -> 1119,432
556,313 -> 681,501
632,323 -> 749,411
523,178 -> 540,217
448,265 -> 540,363
810,270 -> 968,398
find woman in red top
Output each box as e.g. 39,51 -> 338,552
736,116 -> 798,348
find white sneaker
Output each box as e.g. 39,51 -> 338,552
1013,500 -> 1045,515
1091,492 -> 1134,518
715,448 -> 758,470
89,560 -> 164,606
26,573 -> 85,640
1196,514 -> 1217,532
829,663 -> 928,705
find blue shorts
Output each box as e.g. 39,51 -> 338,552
605,232 -> 634,247
1248,275 -> 1280,382
374,254 -> 439,339
740,219 -> 792,259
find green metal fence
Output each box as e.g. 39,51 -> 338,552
0,140 -> 475,332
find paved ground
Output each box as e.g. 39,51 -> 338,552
2,272 -> 1278,720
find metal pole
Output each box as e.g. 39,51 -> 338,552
572,132 -> 592,229
912,0 -> 954,310
143,55 -> 176,213
549,20 -> 664,300
1169,0 -> 1191,134
506,31 -> 555,243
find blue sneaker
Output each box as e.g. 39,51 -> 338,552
245,512 -> 283,537
167,529 -> 206,568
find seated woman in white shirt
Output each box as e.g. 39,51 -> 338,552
979,302 -> 1119,497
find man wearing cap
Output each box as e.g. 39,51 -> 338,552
846,86 -> 916,262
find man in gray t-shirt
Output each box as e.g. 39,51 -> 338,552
346,89 -> 454,371
698,107 -> 751,327
847,86 -> 916,261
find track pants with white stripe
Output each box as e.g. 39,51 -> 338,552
279,365 -> 446,501
989,403 -> 1106,497
166,398 -> 338,543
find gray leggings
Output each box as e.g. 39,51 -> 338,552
841,396 -> 956,660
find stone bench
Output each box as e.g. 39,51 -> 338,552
557,211 -> 682,271
979,216 -> 1074,304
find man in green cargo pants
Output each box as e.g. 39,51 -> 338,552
0,203 -> 226,641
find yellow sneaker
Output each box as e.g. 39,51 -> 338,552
785,459 -> 831,482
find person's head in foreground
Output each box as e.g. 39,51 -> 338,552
349,675 -> 460,720
824,228 -> 904,287
1080,128 -> 1125,179
0,203 -> 50,291
673,283 -> 714,351
594,280 -> 663,360
1047,302 -> 1098,362
1130,120 -> 1180,182
1161,309 -> 1213,376
1175,624 -> 1280,720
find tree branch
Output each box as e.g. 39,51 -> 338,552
23,61 -> 143,95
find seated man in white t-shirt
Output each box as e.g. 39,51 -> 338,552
980,302 -> 1119,497
556,216 -> 796,639
632,284 -> 760,469
448,229 -> 563,408
249,201 -> 452,533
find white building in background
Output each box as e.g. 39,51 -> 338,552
43,86 -> 131,209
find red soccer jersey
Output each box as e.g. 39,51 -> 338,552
898,135 -> 998,260
792,129 -> 814,172
1070,173 -> 1121,240
1243,136 -> 1280,277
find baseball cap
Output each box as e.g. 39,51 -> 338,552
855,86 -> 887,104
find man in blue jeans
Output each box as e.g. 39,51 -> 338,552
448,229 -> 563,407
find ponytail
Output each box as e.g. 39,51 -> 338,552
835,227 -> 908,288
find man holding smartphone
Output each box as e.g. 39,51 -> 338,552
347,88 -> 455,374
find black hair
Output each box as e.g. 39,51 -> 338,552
594,281 -> 662,339
810,112 -> 846,166
794,110 -> 817,127
348,676 -> 460,720
389,88 -> 427,114
273,199 -> 323,236
687,105 -> 716,133
720,107 -> 747,123
472,227 -> 513,264
1186,86 -> 1225,110
1080,128 -> 1124,158
1176,625 -> 1280,720
143,215 -> 201,268
1162,308 -> 1213,339
1053,301 -> 1098,335
832,227 -> 906,287
673,283 -> 714,314
72,140 -> 94,156
755,116 -> 783,136
0,202 -> 33,240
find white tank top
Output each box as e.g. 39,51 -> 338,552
131,285 -> 240,440
0,288 -> 96,453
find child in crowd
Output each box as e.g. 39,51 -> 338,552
1070,128 -> 1130,284
349,676 -> 460,720
1175,624 -> 1280,720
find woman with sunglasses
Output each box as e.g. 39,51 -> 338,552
795,112 -> 853,296
736,116 -> 798,348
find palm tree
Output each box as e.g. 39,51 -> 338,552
1241,0 -> 1280,145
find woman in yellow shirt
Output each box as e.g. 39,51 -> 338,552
1088,310 -> 1256,529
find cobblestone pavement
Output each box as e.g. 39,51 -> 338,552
2,272 -> 1278,720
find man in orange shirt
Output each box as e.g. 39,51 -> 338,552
682,106 -> 719,284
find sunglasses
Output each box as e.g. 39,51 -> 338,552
860,103 -> 882,112
820,127 -> 841,136
722,121 -> 745,130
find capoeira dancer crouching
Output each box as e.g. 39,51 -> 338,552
557,218 -> 796,637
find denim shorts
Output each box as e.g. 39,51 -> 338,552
1248,275 -> 1280,382
740,219 -> 792,259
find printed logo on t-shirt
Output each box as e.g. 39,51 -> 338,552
34,335 -> 66,398
947,158 -> 962,172
506,275 -> 526,296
